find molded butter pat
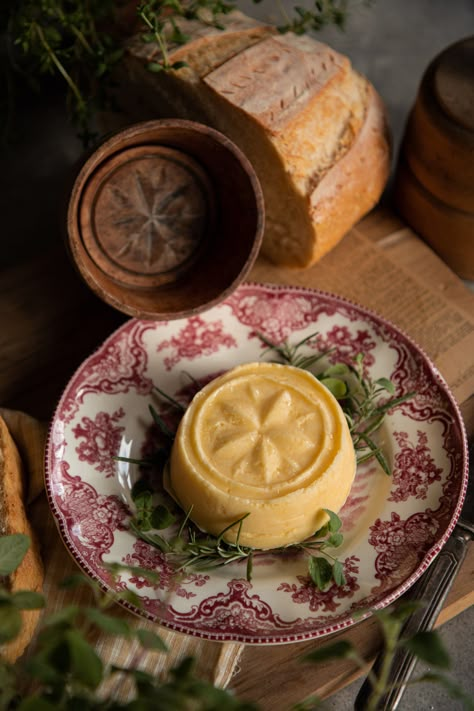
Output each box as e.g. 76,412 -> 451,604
168,362 -> 356,548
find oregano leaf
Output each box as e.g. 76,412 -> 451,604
0,604 -> 22,643
320,377 -> 347,399
327,533 -> 344,548
136,628 -> 168,651
65,629 -> 104,689
332,560 -> 346,587
0,534 -> 30,575
375,377 -> 395,394
84,608 -> 132,637
402,630 -> 451,669
11,591 -> 45,610
308,556 -> 333,590
303,639 -> 354,663
151,504 -> 176,530
324,510 -> 342,533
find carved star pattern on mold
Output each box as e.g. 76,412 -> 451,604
109,167 -> 206,270
208,387 -> 319,484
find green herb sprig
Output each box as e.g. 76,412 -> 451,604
117,331 -> 414,591
0,534 -> 255,710
259,331 -> 415,474
2,0 -> 367,143
1,535 -> 471,710
301,601 -> 474,711
126,472 -> 345,589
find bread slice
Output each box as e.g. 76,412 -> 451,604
119,11 -> 391,267
0,416 -> 44,662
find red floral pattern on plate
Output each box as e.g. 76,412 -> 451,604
319,325 -> 376,368
389,430 -> 444,502
121,539 -> 209,599
369,511 -> 441,594
156,316 -> 237,370
45,283 -> 468,644
73,408 -> 125,478
61,322 -> 155,422
277,556 -> 360,613
53,462 -> 129,568
170,580 -> 300,636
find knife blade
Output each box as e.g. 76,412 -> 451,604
355,437 -> 473,711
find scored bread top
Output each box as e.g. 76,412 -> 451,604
122,11 -> 390,267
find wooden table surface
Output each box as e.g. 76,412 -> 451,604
0,204 -> 472,708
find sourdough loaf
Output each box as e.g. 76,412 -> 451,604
120,11 -> 391,267
0,416 -> 43,662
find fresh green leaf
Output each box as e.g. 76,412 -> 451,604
303,639 -> 354,663
308,556 -> 333,590
0,603 -> 22,643
323,363 -> 350,377
402,630 -> 451,669
151,504 -> 176,530
0,534 -> 30,575
332,560 -> 346,586
136,628 -> 168,651
311,524 -> 329,539
84,608 -> 132,636
319,377 -> 347,399
41,605 -> 79,627
59,573 -> 100,593
326,533 -> 344,548
11,590 -> 45,610
375,377 -> 395,394
65,629 -> 104,689
324,510 -> 342,533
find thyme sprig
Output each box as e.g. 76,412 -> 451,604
3,0 -> 367,143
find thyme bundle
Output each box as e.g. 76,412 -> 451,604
2,0 -> 370,143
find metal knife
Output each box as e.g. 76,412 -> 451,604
355,438 -> 473,711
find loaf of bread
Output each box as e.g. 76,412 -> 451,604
120,11 -> 391,267
0,416 -> 43,662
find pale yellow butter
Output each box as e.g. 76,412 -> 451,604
168,362 -> 356,548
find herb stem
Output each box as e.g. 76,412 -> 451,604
32,21 -> 86,112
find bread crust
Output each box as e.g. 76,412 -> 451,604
0,416 -> 44,662
121,11 -> 391,267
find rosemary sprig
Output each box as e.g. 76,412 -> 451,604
128,477 -> 344,588
258,332 -> 415,475
119,331 -> 414,590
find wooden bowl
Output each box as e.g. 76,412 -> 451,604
67,120 -> 264,319
394,37 -> 474,279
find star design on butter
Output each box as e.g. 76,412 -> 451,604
108,168 -> 205,270
208,386 -> 319,484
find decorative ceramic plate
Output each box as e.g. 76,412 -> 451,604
46,283 -> 468,644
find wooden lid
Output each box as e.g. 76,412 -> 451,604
433,36 -> 474,133
79,144 -> 215,289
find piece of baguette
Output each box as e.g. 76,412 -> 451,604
0,416 -> 44,662
119,11 -> 391,267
